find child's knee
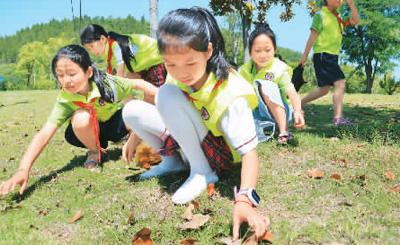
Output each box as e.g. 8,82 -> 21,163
122,100 -> 147,126
71,109 -> 91,129
334,79 -> 346,90
157,84 -> 184,112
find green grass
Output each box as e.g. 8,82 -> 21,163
0,90 -> 399,244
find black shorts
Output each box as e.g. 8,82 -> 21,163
313,53 -> 345,87
65,109 -> 128,149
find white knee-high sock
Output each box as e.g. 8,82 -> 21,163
122,100 -> 186,178
157,85 -> 218,204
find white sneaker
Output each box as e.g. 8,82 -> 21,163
171,171 -> 219,204
139,154 -> 187,180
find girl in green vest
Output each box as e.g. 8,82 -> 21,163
0,45 -> 157,196
299,0 -> 359,126
80,24 -> 166,87
123,7 -> 268,241
239,23 -> 305,144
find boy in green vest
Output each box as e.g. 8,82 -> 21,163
299,0 -> 359,126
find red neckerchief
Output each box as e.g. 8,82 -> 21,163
325,6 -> 351,32
106,38 -> 115,74
73,98 -> 105,162
183,79 -> 224,102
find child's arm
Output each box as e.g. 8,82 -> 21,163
116,63 -> 126,77
346,0 -> 360,25
232,149 -> 269,240
0,123 -> 57,195
132,79 -> 158,105
286,87 -> 305,129
299,29 -> 318,66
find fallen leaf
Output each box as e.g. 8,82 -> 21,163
219,237 -> 242,245
178,238 -> 198,245
38,209 -> 49,216
68,208 -> 83,224
331,173 -> 342,180
182,203 -> 195,221
207,183 -> 215,197
127,207 -> 135,225
329,137 -> 339,141
390,184 -> 400,193
142,162 -> 151,170
178,214 -> 210,230
384,171 -> 395,181
134,143 -> 162,168
308,169 -> 324,179
132,227 -> 153,245
260,231 -> 274,241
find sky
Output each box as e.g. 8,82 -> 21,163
0,0 -> 398,77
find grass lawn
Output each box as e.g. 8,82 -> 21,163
0,90 -> 399,244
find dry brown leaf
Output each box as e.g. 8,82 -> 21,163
134,143 -> 162,168
68,208 -> 83,224
178,214 -> 210,230
260,231 -> 274,241
390,184 -> 400,193
191,200 -> 200,209
331,173 -> 342,180
127,207 -> 135,225
182,203 -> 195,221
308,169 -> 324,179
207,183 -> 215,197
132,227 -> 153,245
384,171 -> 396,181
178,238 -> 198,245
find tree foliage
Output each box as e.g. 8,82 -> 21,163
340,0 -> 400,93
210,0 -> 301,62
379,73 -> 399,95
0,16 -> 149,64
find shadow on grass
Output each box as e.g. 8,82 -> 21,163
10,148 -> 123,203
302,104 -> 400,144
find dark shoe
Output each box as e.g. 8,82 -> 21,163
277,132 -> 294,145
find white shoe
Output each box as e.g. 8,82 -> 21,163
171,171 -> 219,204
139,154 -> 187,180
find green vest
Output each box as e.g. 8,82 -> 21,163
311,6 -> 344,55
167,70 -> 258,162
239,58 -> 293,105
105,34 -> 163,73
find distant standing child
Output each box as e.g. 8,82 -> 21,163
240,23 -> 305,144
80,24 -> 167,87
299,0 -> 360,126
0,45 -> 157,196
122,7 -> 268,240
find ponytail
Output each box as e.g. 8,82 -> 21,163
80,24 -> 136,73
90,65 -> 115,103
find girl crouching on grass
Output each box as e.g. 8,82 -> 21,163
0,44 -> 157,196
122,7 -> 268,240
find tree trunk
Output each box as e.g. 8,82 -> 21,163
149,0 -> 158,38
241,15 -> 251,63
365,62 -> 373,93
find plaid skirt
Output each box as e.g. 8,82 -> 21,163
159,131 -> 234,174
139,63 -> 167,87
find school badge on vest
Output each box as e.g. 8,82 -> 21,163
200,107 -> 210,120
265,72 -> 274,81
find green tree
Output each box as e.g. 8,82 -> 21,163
222,13 -> 244,67
210,0 -> 301,62
379,72 -> 399,95
341,0 -> 400,93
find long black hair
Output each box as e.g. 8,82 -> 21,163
248,22 -> 286,62
157,7 -> 230,81
80,24 -> 136,73
51,44 -> 115,103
